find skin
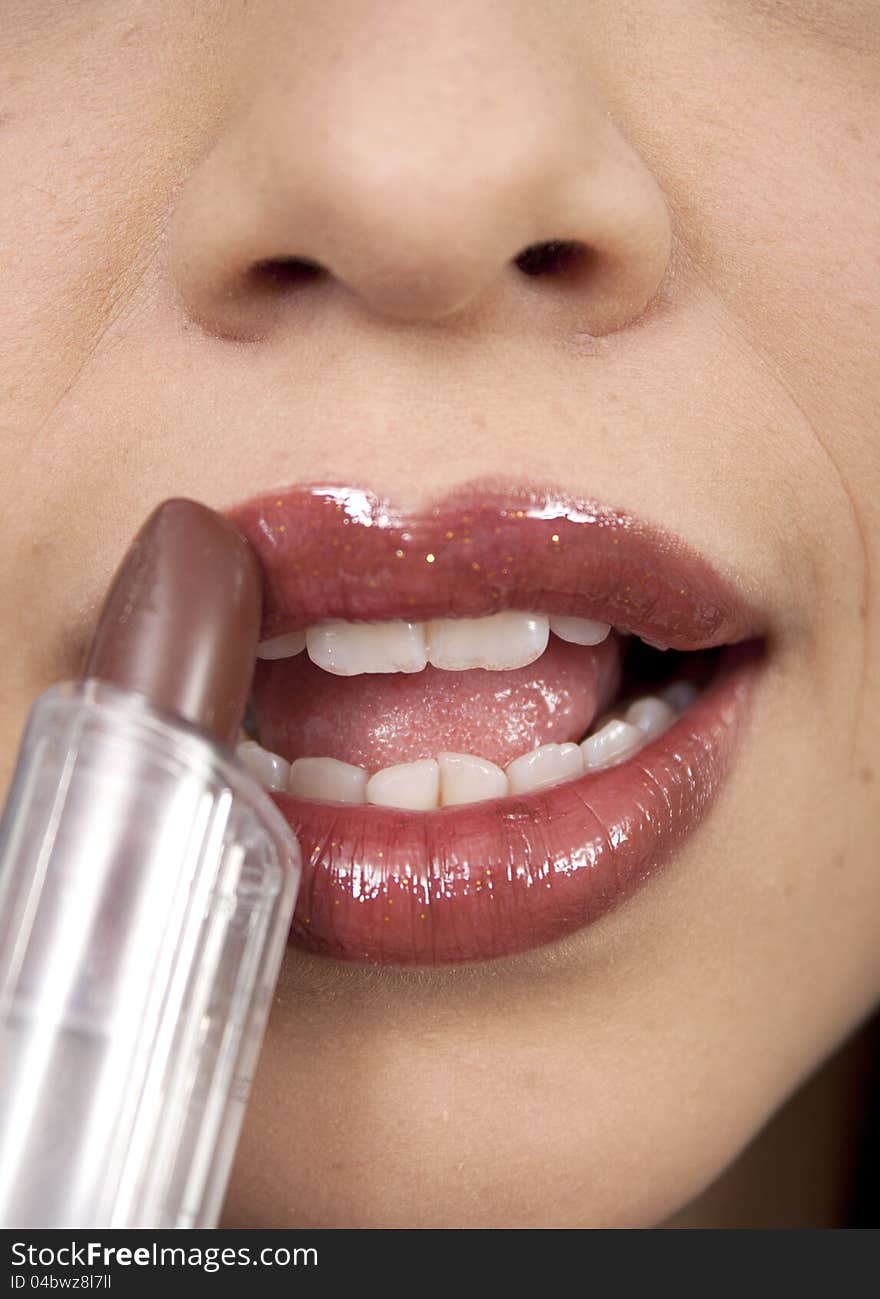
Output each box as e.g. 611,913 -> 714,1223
1,0 -> 878,1227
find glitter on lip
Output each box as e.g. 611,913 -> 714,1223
225,479 -> 766,965
228,479 -> 762,650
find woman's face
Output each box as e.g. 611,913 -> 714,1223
2,1 -> 878,1227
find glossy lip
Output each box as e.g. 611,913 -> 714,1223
226,481 -> 766,965
227,481 -> 763,649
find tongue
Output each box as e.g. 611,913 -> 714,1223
252,633 -> 621,771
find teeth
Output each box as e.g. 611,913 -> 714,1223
506,742 -> 583,795
253,611 -> 615,671
624,696 -> 675,739
366,758 -> 440,811
288,757 -> 367,804
425,611 -> 549,671
581,719 -> 643,771
242,691 -> 701,802
236,740 -> 291,791
256,630 -> 307,660
661,680 -> 699,712
306,620 -> 427,675
549,615 -> 611,646
439,752 -> 509,806
253,613 -> 689,673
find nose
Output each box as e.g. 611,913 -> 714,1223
168,1 -> 672,338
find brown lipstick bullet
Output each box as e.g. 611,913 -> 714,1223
81,498 -> 262,745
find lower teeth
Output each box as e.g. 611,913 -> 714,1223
237,679 -> 700,810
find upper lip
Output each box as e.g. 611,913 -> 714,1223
225,478 -> 765,649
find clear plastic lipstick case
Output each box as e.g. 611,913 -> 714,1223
0,679 -> 300,1228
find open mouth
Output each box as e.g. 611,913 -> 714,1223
227,482 -> 765,965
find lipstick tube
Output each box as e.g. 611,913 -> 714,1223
0,502 -> 301,1228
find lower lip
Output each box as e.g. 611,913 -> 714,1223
271,644 -> 759,965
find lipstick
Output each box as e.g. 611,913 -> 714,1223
226,481 -> 764,964
0,500 -> 301,1229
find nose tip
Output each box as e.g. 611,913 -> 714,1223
297,224 -> 513,327
167,9 -> 672,339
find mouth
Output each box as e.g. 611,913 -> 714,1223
226,481 -> 766,966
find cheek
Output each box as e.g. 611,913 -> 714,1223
607,12 -> 880,563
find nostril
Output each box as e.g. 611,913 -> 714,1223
514,239 -> 588,279
248,243 -> 590,303
249,255 -> 326,289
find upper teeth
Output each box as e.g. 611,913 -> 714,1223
258,611 -> 610,675
547,615 -> 612,646
307,620 -> 428,675
236,683 -> 697,809
255,629 -> 308,660
424,611 -> 549,671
